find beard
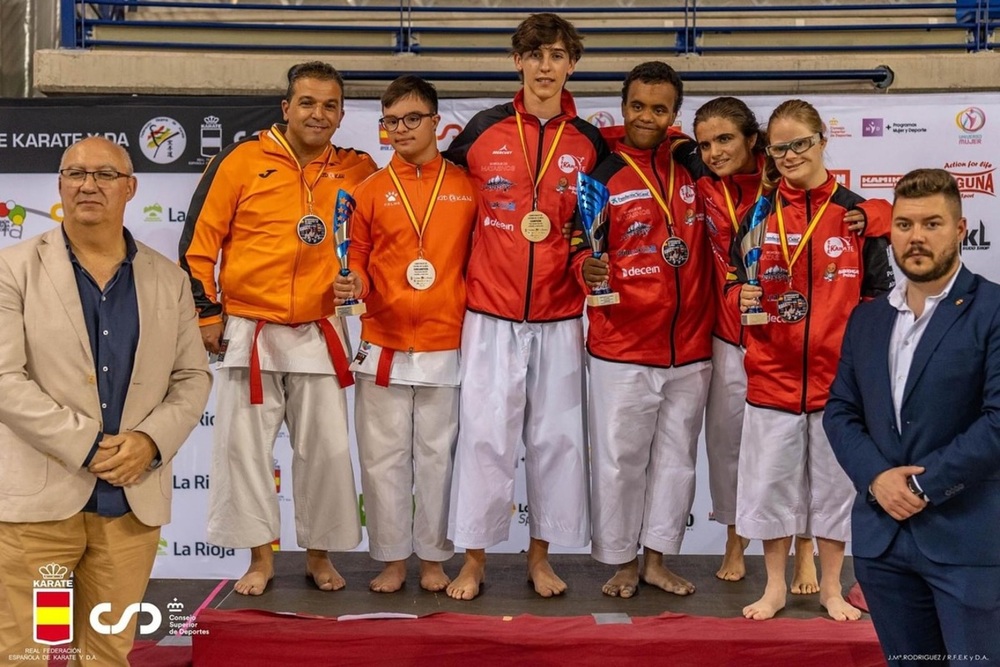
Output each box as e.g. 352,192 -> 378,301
894,243 -> 959,284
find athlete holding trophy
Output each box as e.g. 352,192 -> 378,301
334,75 -> 476,595
576,61 -> 714,599
727,99 -> 893,621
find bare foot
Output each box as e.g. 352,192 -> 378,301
233,544 -> 274,596
306,549 -> 346,591
418,560 -> 450,592
602,559 -> 639,598
716,526 -> 750,582
446,550 -> 485,601
791,537 -> 819,595
641,550 -> 695,596
369,560 -> 406,593
820,593 -> 863,621
743,583 -> 787,620
527,539 -> 566,598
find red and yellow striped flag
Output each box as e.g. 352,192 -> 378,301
33,589 -> 72,645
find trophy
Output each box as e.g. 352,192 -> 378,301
739,195 -> 772,326
333,189 -> 366,316
577,172 -> 620,307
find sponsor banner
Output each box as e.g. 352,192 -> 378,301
3,92 -> 1000,576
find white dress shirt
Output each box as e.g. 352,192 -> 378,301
887,264 -> 963,433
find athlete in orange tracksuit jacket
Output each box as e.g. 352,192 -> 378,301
180,125 -> 376,326
179,114 -> 377,596
341,95 -> 477,594
348,151 -> 477,354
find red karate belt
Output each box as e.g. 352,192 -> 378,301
375,348 -> 395,388
248,319 -> 354,405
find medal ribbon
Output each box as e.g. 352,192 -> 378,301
775,183 -> 838,281
618,151 -> 676,234
387,160 -> 447,256
270,125 -> 333,214
722,177 -> 765,233
516,112 -> 566,209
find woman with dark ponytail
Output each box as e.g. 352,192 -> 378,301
691,97 -> 833,592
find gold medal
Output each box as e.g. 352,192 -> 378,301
406,258 -> 436,290
520,210 -> 551,242
386,160 -> 447,291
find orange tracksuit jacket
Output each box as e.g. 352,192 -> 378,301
348,152 -> 477,352
179,124 -> 377,326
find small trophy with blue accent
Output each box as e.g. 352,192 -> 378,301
333,189 -> 366,316
578,172 -> 620,307
740,195 -> 771,326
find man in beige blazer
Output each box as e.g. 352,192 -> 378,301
0,137 -> 211,666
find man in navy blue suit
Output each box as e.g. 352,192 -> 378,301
825,168 -> 1000,666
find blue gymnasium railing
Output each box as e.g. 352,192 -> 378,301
61,0 -> 995,87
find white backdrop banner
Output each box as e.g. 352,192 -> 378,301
2,92 -> 997,578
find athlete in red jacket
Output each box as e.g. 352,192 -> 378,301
575,62 -> 713,599
664,97 -> 890,589
442,13 -> 609,602
729,99 -> 893,622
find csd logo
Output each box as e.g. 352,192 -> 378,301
90,602 -> 162,635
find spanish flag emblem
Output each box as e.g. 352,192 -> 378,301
33,589 -> 73,645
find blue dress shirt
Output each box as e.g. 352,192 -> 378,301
68,229 -> 140,517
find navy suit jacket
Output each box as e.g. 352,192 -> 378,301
824,266 -> 1000,566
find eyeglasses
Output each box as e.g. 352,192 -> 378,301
378,112 -> 435,132
59,168 -> 132,184
764,133 -> 822,159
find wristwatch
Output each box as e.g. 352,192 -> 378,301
906,475 -> 929,502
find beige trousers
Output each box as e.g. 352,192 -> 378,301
0,512 -> 158,667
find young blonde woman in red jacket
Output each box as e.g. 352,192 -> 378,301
728,99 -> 894,621
687,97 -> 888,592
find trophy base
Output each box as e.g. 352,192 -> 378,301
587,292 -> 621,307
741,311 -> 769,326
335,302 -> 367,317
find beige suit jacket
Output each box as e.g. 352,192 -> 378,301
0,226 -> 212,526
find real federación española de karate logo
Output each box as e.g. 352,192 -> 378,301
33,563 -> 73,646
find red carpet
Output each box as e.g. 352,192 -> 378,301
192,609 -> 885,666
846,582 -> 870,612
